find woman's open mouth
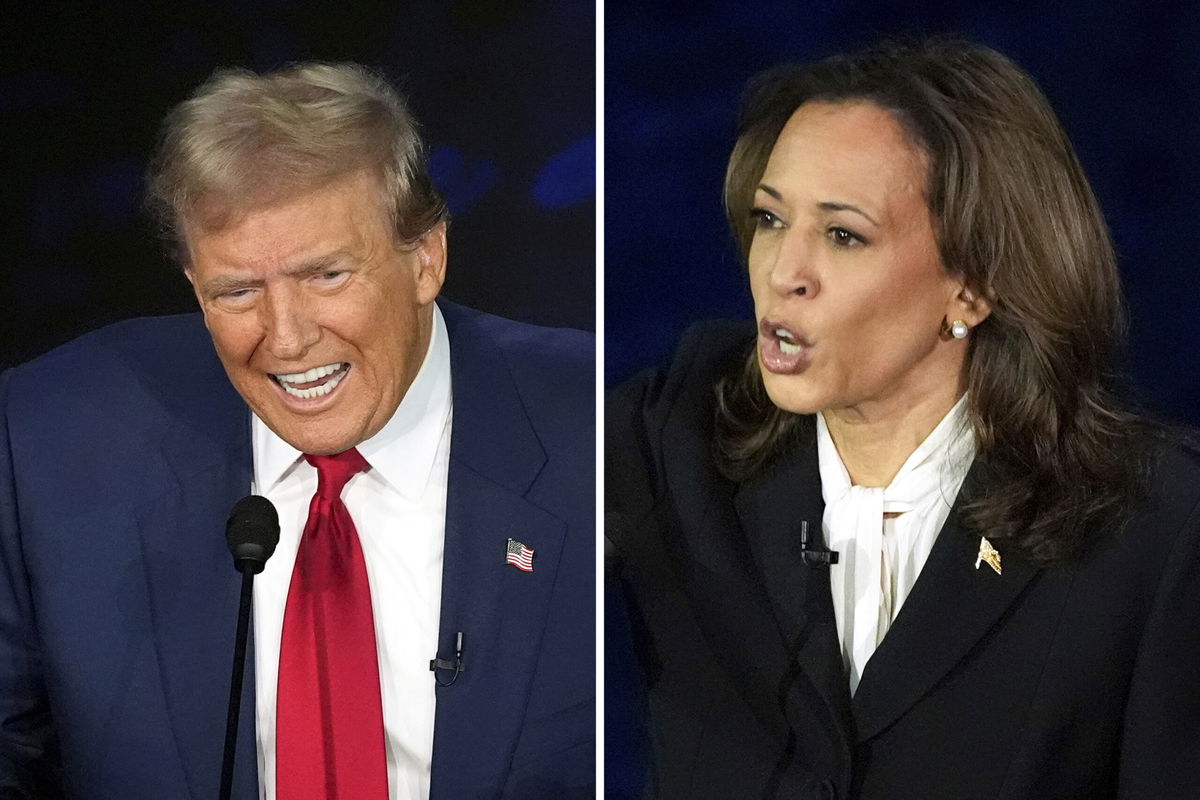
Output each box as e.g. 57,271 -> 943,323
758,320 -> 812,374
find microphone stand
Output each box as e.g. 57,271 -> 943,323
220,494 -> 278,800
220,568 -> 255,800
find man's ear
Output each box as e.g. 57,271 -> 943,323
412,221 -> 447,306
182,268 -> 213,330
183,268 -> 202,306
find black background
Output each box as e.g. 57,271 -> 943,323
2,0 -> 595,369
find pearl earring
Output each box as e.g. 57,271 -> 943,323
950,319 -> 969,339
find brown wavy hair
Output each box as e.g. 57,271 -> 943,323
715,37 -> 1155,564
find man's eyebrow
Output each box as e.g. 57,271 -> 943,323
199,275 -> 260,296
199,253 -> 355,296
283,252 -> 352,278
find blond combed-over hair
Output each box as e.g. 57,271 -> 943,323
147,62 -> 447,264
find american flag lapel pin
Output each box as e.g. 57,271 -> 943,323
505,538 -> 535,573
975,536 -> 1002,575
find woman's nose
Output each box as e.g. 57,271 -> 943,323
766,232 -> 819,298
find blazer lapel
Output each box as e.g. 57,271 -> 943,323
430,304 -> 566,797
851,467 -> 1040,742
732,426 -> 854,776
135,338 -> 259,800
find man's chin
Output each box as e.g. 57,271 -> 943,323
256,410 -> 366,456
280,431 -> 362,456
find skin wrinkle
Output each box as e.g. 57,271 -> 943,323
183,169 -> 447,455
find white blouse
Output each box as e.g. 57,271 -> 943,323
818,395 -> 975,695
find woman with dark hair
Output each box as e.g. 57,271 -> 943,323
607,38 -> 1200,799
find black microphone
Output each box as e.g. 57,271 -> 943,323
799,520 -> 839,567
226,495 -> 279,574
430,631 -> 466,687
220,496 -> 279,800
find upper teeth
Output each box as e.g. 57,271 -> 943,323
274,363 -> 349,400
275,363 -> 344,384
775,329 -> 803,355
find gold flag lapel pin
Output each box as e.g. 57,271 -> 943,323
975,536 -> 1002,575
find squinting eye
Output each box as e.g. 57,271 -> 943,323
312,271 -> 349,286
827,226 -> 866,247
211,287 -> 258,311
750,207 -> 784,230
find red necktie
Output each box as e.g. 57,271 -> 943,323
276,449 -> 388,799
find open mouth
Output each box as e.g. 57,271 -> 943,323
271,362 -> 350,400
774,327 -> 804,355
758,320 -> 812,374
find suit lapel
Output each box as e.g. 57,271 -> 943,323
430,303 -> 564,798
134,333 -> 259,800
732,425 -> 854,772
729,430 -> 1044,763
851,467 -> 1040,742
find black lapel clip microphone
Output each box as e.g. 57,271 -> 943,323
430,631 -> 466,687
799,520 -> 839,567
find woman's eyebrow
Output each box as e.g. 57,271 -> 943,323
818,201 -> 878,226
757,184 -> 879,226
757,183 -> 784,201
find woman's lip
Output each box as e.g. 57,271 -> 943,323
758,319 -> 812,374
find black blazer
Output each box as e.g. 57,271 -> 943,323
606,321 -> 1200,800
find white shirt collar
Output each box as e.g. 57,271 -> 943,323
252,304 -> 453,501
817,393 -> 976,695
817,393 -> 975,500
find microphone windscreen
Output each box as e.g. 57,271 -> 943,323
225,495 -> 280,573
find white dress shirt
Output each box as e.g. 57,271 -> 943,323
818,394 -> 975,696
251,306 -> 452,800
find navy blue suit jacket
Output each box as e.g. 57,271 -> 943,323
0,300 -> 595,799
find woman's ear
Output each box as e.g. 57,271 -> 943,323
955,285 -> 993,327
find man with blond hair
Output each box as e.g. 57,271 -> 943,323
0,63 -> 593,799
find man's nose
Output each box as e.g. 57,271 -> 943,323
261,287 -> 320,360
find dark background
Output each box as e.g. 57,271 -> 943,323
2,0 -> 595,370
605,2 -> 1200,421
605,2 -> 1200,795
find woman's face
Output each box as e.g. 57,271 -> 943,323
749,101 -> 974,422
